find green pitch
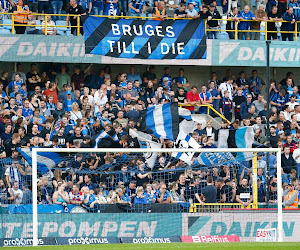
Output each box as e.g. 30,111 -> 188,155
6,242 -> 300,250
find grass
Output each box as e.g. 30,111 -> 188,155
6,242 -> 300,250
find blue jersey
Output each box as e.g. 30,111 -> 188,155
22,107 -> 33,119
238,11 -> 255,30
92,0 -> 104,8
63,98 -> 73,112
0,0 -> 10,11
7,80 -> 23,92
103,0 -> 118,16
84,194 -> 97,206
130,0 -> 145,14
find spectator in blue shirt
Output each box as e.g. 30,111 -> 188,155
89,0 -> 104,15
133,189 -> 148,204
6,74 -> 23,95
156,184 -> 171,203
281,7 -> 296,41
237,5 -> 256,40
129,0 -> 146,16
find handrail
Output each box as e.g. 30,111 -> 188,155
178,104 -> 231,124
0,13 -> 298,39
190,202 -> 255,212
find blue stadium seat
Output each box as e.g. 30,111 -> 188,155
35,20 -> 42,30
56,30 -> 65,36
2,19 -> 12,30
66,30 -> 72,36
56,20 -> 70,32
0,28 -> 10,34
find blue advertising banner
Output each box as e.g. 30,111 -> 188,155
84,17 -> 207,59
0,213 -> 182,239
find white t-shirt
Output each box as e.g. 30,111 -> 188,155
293,148 -> 300,163
11,188 -> 23,205
42,20 -> 56,35
219,82 -> 233,100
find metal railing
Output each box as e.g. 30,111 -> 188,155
178,103 -> 232,124
189,203 -> 256,212
0,13 -> 299,40
205,18 -> 299,41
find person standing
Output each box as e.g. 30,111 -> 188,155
66,0 -> 86,36
283,182 -> 298,209
13,0 -> 30,34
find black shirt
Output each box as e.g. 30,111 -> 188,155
142,71 -> 157,85
174,9 -> 186,17
67,4 -> 85,27
52,135 -> 69,148
267,12 -> 281,31
26,72 -> 41,92
202,184 -> 217,203
69,135 -> 84,146
4,140 -> 20,157
236,185 -> 252,202
217,184 -> 232,203
175,92 -> 186,103
207,9 -> 221,28
233,95 -> 246,109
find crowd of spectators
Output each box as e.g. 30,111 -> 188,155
0,0 -> 299,40
0,62 -> 299,210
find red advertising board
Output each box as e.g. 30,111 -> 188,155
181,235 -> 240,243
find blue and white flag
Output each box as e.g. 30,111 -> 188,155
178,107 -> 192,120
235,126 -> 254,161
172,131 -> 200,165
145,102 -> 179,141
197,151 -> 240,166
17,148 -> 63,175
94,130 -> 110,148
129,129 -> 162,169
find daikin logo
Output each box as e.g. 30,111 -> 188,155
0,37 -> 20,57
219,42 -> 240,63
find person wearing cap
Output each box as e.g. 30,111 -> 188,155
207,3 -> 221,39
63,90 -> 74,112
283,182 -> 299,209
268,181 -> 278,203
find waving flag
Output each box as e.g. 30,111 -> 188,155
235,126 -> 254,161
143,102 -> 179,141
17,148 -> 63,175
178,107 -> 192,120
129,129 -> 162,169
172,131 -> 200,165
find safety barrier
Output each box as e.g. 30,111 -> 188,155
189,202 -> 256,212
204,18 -> 300,41
0,12 -> 299,40
178,103 -> 232,124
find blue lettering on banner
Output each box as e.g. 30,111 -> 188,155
83,17 -> 207,60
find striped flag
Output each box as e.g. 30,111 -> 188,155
144,102 -> 179,141
172,131 -> 200,165
17,148 -> 62,175
129,129 -> 162,169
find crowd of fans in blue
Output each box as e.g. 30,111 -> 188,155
0,62 -> 298,211
1,0 -> 300,40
